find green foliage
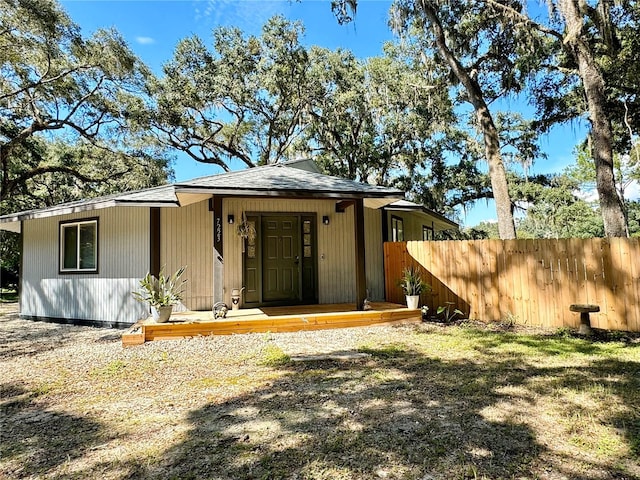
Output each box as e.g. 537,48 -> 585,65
132,266 -> 187,307
0,0 -> 169,202
260,344 -> 291,366
399,265 -> 429,296
436,303 -> 464,323
465,221 -> 500,239
145,16 -> 314,168
509,174 -> 605,238
303,43 -> 454,185
0,231 -> 19,274
627,201 -> 640,237
565,142 -> 640,205
531,3 -> 640,153
357,343 -> 407,358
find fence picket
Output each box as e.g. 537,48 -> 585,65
383,238 -> 639,332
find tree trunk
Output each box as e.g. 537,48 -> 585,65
421,1 -> 516,239
558,0 -> 628,237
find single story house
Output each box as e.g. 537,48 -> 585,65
0,159 -> 458,327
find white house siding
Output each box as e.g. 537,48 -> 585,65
21,207 -> 150,324
160,200 -> 213,310
364,207 -> 384,301
223,198 -> 366,306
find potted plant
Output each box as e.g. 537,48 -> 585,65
399,265 -> 429,310
132,266 -> 187,323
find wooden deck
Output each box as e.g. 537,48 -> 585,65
122,302 -> 419,346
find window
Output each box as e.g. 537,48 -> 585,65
423,225 -> 434,241
60,219 -> 98,272
391,216 -> 404,242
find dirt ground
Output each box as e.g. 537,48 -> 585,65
1,303 -> 639,480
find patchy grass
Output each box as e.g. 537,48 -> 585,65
0,289 -> 17,303
260,344 -> 291,366
1,305 -> 639,480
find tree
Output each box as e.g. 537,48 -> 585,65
511,174 -> 605,238
487,0 -> 637,237
0,0 -> 172,279
0,0 -> 163,202
300,43 -> 454,185
551,0 -> 627,236
627,201 -> 640,237
333,0 -> 531,239
565,141 -> 640,210
144,16 -> 315,169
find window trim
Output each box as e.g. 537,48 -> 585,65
422,225 -> 434,241
59,217 -> 99,274
391,215 -> 404,242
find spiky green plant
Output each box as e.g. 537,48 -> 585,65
132,266 -> 187,307
399,265 -> 429,296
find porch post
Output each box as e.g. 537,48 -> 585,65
211,196 -> 224,304
149,208 -> 161,277
354,198 -> 367,310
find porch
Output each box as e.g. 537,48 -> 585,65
122,302 -> 419,346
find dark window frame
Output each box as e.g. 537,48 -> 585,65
59,217 -> 99,274
423,225 -> 434,241
391,215 -> 404,242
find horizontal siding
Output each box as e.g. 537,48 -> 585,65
224,198 -> 362,306
21,207 -> 150,324
160,200 -> 213,311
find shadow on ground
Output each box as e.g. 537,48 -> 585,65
109,337 -> 639,479
0,382 -> 108,478
0,304 -> 119,360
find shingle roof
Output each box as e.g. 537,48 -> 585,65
0,163 -> 402,227
176,164 -> 403,197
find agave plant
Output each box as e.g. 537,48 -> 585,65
132,266 -> 187,307
399,265 -> 429,296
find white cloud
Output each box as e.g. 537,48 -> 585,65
194,0 -> 289,33
135,36 -> 156,45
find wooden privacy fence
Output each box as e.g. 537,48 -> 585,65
384,238 -> 640,332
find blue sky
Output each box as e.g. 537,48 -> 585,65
61,0 -> 588,227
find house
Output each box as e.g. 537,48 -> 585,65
0,160 -> 458,327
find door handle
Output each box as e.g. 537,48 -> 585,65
294,255 -> 300,265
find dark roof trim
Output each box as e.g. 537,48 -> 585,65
383,203 -> 458,229
0,199 -> 180,225
174,186 -> 403,199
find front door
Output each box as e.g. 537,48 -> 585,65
243,213 -> 317,305
263,216 -> 299,302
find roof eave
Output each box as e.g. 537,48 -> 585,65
0,199 -> 180,227
174,186 -> 404,199
384,204 -> 459,230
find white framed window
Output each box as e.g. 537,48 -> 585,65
391,215 -> 404,242
59,219 -> 98,273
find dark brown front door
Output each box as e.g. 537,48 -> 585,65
243,213 -> 317,306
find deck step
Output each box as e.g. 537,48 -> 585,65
122,303 -> 419,345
